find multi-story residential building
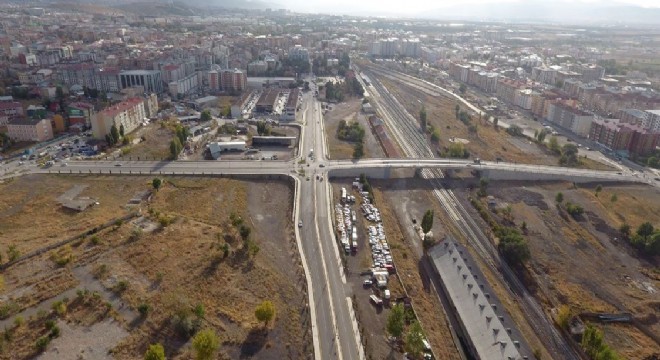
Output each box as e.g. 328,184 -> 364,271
119,70 -> 164,94
448,62 -> 470,83
169,73 -> 199,97
220,69 -> 247,93
590,118 -> 659,156
288,45 -> 309,62
496,78 -> 526,105
401,39 -> 420,58
514,89 -> 536,110
97,68 -> 121,93
208,70 -> 220,92
144,93 -> 159,119
546,102 -> 594,136
91,98 -> 146,140
531,66 -> 558,85
643,110 -> 660,133
282,88 -> 300,121
618,109 -> 648,126
7,118 -> 53,142
569,64 -> 606,83
57,63 -> 99,90
0,101 -> 24,119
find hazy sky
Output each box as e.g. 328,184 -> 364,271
280,0 -> 660,16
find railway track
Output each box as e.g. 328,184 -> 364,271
359,65 -> 581,360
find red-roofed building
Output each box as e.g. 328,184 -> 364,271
91,98 -> 145,140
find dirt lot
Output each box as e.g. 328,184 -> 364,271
120,122 -> 175,161
0,174 -> 148,256
325,99 -> 384,160
0,175 -> 310,359
378,77 -> 612,170
470,181 -> 660,359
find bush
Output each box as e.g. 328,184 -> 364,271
138,303 -> 151,317
49,325 -> 60,338
51,301 -> 67,316
336,120 -> 365,143
496,227 -> 530,266
35,336 -> 50,352
114,280 -> 129,293
565,202 -> 584,219
45,319 -> 56,331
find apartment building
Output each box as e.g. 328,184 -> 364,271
288,45 -> 309,62
569,64 -> 606,83
590,118 -> 659,156
546,102 -> 594,136
220,69 -> 247,92
7,118 -> 53,142
531,66 -> 558,85
208,70 -> 220,92
0,101 -> 24,119
496,78 -> 526,105
643,110 -> 660,133
91,98 -> 146,140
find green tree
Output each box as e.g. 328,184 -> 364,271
152,178 -> 162,191
170,138 -> 182,160
421,210 -> 434,234
7,245 -> 20,262
105,134 -> 115,146
559,144 -> 579,166
647,156 -> 659,168
119,124 -> 125,137
110,125 -> 120,145
493,117 -> 499,129
636,222 -> 654,238
478,177 -> 489,197
610,193 -> 618,203
537,129 -> 547,143
595,185 -> 603,197
459,83 -> 467,94
404,320 -> 426,358
353,142 -> 364,159
192,329 -> 220,360
144,343 -> 166,360
200,110 -> 211,122
548,136 -> 560,154
254,300 -> 275,327
555,192 -> 564,204
496,227 -> 530,265
386,304 -> 405,339
419,106 -> 427,131
431,129 -> 440,143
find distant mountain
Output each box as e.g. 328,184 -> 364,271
42,0 -> 275,15
422,0 -> 660,25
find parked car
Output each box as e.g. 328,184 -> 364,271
363,279 -> 373,287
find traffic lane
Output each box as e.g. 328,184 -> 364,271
300,180 -> 337,359
316,181 -> 360,360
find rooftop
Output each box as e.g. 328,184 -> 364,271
98,98 -> 144,117
428,241 -> 532,360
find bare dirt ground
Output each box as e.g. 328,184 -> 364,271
467,181 -> 660,359
379,78 -> 612,170
325,99 -> 384,160
120,122 -> 175,161
0,174 -> 147,256
0,175 -> 310,359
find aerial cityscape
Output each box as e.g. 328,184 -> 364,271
0,0 -> 659,359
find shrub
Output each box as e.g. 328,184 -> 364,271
49,325 -> 60,338
138,303 -> 151,317
114,280 -> 129,293
35,336 -> 50,352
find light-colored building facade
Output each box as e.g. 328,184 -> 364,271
91,98 -> 146,140
7,118 -> 53,142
